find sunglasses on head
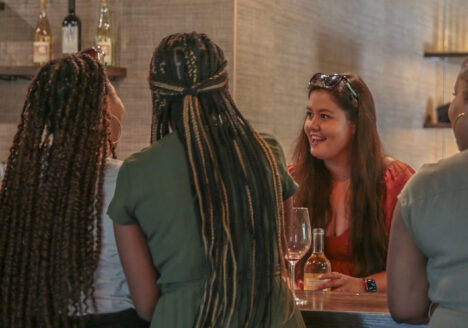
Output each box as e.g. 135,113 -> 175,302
309,73 -> 359,101
81,46 -> 106,64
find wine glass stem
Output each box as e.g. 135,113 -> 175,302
289,262 -> 297,291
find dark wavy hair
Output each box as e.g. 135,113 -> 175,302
0,53 -> 112,327
293,73 -> 387,277
149,32 -> 288,327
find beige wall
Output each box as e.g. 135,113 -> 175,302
0,0 -> 464,170
236,0 -> 461,170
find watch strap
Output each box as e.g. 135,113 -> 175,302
364,278 -> 377,292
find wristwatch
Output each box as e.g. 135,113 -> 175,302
363,278 -> 377,292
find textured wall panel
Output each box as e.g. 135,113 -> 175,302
236,0 -> 461,169
0,0 -> 464,171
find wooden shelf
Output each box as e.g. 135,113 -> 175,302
422,51 -> 464,129
423,121 -> 451,129
424,51 -> 468,65
0,65 -> 127,81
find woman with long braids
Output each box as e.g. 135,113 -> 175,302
289,73 -> 414,293
108,32 -> 305,327
0,52 -> 148,327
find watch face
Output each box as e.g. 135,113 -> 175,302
365,278 -> 377,292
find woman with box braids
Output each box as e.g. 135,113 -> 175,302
0,53 -> 147,328
108,32 -> 305,327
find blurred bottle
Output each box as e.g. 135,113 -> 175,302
34,0 -> 52,66
96,0 -> 113,66
303,228 -> 331,291
62,0 -> 81,55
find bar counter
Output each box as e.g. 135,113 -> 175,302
295,290 -> 428,328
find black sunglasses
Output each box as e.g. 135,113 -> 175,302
309,73 -> 359,101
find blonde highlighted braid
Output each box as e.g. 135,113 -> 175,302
149,32 -> 291,327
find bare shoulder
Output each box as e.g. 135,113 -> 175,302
384,156 -> 414,172
383,157 -> 415,185
383,156 -> 396,166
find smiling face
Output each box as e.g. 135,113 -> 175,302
303,90 -> 355,166
449,74 -> 468,151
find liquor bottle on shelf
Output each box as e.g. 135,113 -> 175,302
303,228 -> 331,291
62,0 -> 81,55
34,0 -> 52,66
96,0 -> 113,66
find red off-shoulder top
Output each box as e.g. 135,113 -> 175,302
288,160 -> 415,276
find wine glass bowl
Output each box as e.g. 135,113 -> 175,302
284,207 -> 312,304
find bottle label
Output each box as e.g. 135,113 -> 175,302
304,273 -> 330,291
304,273 -> 321,290
97,39 -> 112,65
62,26 -> 79,54
33,41 -> 50,64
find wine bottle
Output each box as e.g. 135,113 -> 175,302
62,0 -> 81,55
33,0 -> 52,66
96,0 -> 113,66
303,228 -> 331,291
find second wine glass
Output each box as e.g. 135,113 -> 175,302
284,207 -> 312,303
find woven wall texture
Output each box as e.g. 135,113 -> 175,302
0,0 -> 464,170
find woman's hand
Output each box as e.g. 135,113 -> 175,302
314,272 -> 366,293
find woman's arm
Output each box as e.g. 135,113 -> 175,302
314,270 -> 387,293
387,201 -> 430,324
114,223 -> 160,321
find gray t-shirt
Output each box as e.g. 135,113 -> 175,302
399,149 -> 468,313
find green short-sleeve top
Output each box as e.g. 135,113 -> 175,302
108,131 -> 304,327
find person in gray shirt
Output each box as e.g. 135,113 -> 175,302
388,59 -> 468,328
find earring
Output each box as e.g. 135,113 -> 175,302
454,112 -> 467,127
110,113 -> 122,144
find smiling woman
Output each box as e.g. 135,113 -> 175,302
304,90 -> 355,164
289,73 -> 414,294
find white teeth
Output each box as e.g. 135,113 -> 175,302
311,136 -> 324,141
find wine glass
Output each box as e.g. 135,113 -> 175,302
284,207 -> 312,304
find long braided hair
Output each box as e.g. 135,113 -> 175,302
0,53 -> 113,327
149,32 -> 288,327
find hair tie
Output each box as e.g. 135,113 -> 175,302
183,88 -> 199,96
150,69 -> 228,97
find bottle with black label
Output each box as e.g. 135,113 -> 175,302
62,0 -> 81,55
